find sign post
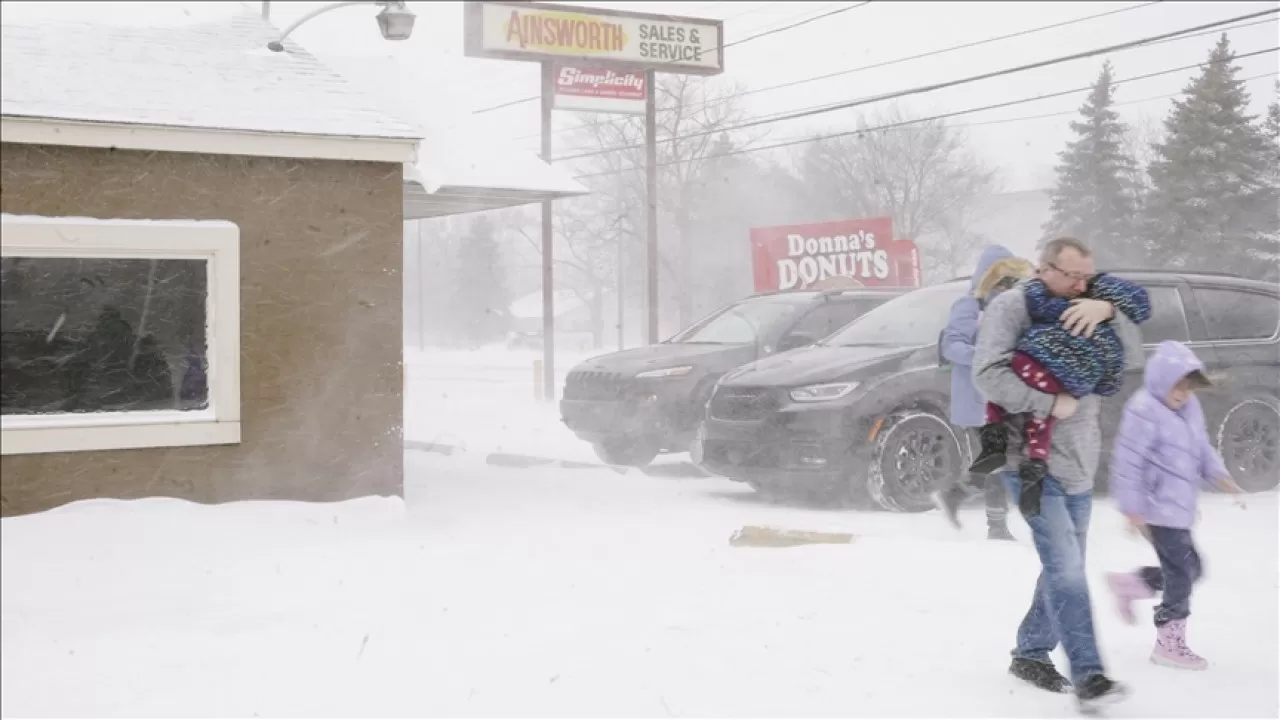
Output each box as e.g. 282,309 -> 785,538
644,67 -> 658,345
540,61 -> 555,400
463,1 -> 724,397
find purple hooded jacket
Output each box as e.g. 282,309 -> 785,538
1109,341 -> 1228,529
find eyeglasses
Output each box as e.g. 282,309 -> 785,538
1045,261 -> 1096,283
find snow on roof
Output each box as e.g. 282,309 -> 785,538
320,53 -> 588,218
0,12 -> 421,140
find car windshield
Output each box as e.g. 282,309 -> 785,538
668,295 -> 815,345
827,282 -> 970,348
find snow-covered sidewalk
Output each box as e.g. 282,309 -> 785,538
2,450 -> 1276,717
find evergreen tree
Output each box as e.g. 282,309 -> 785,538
1266,82 -> 1280,143
1042,61 -> 1144,266
1142,35 -> 1277,277
1264,82 -> 1279,186
451,214 -> 511,348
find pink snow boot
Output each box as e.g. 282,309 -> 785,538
1105,571 -> 1154,625
1151,619 -> 1208,671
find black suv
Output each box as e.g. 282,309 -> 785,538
560,288 -> 910,467
699,272 -> 1280,511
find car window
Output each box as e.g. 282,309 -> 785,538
1194,287 -> 1280,341
828,283 -> 969,348
1140,286 -> 1190,344
785,300 -> 885,342
668,295 -> 814,345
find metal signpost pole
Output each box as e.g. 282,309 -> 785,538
644,68 -> 658,345
540,61 -> 556,402
616,227 -> 625,351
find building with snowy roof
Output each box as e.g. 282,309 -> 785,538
0,10 -> 585,516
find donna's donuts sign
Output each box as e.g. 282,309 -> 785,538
750,217 -> 921,292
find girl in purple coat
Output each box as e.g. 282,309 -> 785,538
1104,341 -> 1244,671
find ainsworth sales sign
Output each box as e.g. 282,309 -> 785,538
554,65 -> 647,115
750,217 -> 922,292
464,1 -> 724,76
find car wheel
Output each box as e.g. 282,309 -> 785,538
592,436 -> 661,468
867,411 -> 964,513
1216,396 -> 1280,493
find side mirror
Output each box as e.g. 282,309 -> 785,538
778,332 -> 818,353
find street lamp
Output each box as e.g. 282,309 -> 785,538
267,1 -> 416,52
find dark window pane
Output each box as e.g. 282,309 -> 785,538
1141,286 -> 1190,343
1,257 -> 208,415
1194,287 -> 1280,342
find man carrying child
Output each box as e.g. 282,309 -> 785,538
972,237 -> 1146,712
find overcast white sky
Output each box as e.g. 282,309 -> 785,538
3,1 -> 1277,192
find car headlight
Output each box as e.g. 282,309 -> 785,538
635,365 -> 694,379
789,381 -> 859,403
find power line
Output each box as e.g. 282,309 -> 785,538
728,68 -> 1280,155
532,16 -> 1272,154
554,8 -> 1280,162
962,70 -> 1277,129
719,2 -> 872,51
570,46 -> 1280,180
516,0 -> 1168,142
677,16 -> 1279,145
470,1 -> 873,114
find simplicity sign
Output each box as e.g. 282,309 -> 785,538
464,1 -> 724,75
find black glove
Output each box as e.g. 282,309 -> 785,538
1018,459 -> 1048,518
1019,476 -> 1043,518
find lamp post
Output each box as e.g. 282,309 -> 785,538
267,1 -> 416,52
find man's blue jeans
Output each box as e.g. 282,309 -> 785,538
1002,472 -> 1105,686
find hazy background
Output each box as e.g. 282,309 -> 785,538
5,0 -> 1276,348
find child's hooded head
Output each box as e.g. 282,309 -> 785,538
1146,341 -> 1213,410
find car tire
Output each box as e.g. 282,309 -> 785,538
592,436 -> 661,468
867,411 -> 964,513
1215,395 -> 1280,493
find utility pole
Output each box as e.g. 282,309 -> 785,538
261,1 -> 270,20
539,62 -> 556,402
644,68 -> 659,344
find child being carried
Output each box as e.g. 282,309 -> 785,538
969,273 -> 1151,492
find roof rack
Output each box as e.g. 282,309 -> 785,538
819,286 -> 916,296
1106,268 -> 1247,278
948,269 -> 1251,282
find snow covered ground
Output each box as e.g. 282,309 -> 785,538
403,346 -> 604,464
2,349 -> 1277,717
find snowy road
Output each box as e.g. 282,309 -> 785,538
2,348 -> 1277,716
2,448 -> 1276,717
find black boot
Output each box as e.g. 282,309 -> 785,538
1009,657 -> 1072,693
1076,673 -> 1129,712
1018,458 -> 1048,518
969,423 -> 1008,474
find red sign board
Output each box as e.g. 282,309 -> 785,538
750,217 -> 921,292
553,65 -> 647,114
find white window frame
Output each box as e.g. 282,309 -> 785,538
1,214 -> 240,455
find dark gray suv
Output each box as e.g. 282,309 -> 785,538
560,288 -> 910,467
699,271 -> 1280,511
